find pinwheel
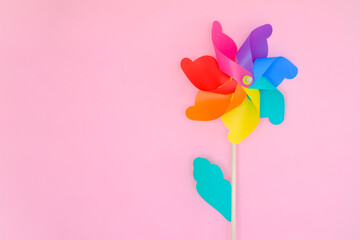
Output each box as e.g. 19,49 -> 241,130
181,21 -> 298,240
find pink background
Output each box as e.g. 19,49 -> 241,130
0,0 -> 359,239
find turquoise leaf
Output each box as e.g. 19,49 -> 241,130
193,157 -> 231,221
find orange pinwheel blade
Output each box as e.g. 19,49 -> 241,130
186,90 -> 232,121
224,84 -> 247,113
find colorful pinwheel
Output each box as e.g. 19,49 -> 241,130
181,21 -> 298,240
182,21 -> 298,143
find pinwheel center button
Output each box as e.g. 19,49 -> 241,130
243,75 -> 253,85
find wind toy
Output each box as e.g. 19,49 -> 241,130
181,21 -> 298,240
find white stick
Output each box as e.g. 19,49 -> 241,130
231,143 -> 236,240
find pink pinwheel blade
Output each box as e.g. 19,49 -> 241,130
212,21 -> 253,87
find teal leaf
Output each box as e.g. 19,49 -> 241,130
193,157 -> 231,221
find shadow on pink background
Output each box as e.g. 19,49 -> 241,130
0,0 -> 359,239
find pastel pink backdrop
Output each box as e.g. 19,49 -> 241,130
0,0 -> 359,239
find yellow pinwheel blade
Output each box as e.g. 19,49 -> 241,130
221,88 -> 260,144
